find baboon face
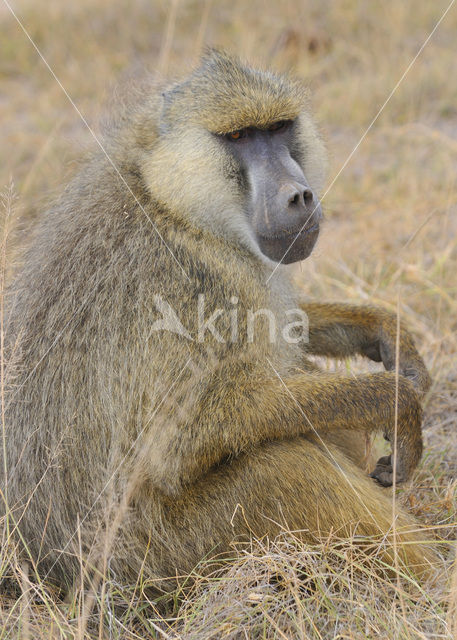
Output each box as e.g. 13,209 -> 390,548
219,121 -> 322,264
145,52 -> 327,264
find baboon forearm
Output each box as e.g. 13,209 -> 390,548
301,302 -> 431,396
152,370 -> 422,494
301,303 -> 392,357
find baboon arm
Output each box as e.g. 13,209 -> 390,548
300,302 -> 431,396
150,369 -> 422,495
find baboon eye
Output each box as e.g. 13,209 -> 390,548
268,120 -> 288,132
226,128 -> 248,141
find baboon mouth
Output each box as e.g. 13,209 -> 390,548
258,223 -> 319,241
256,223 -> 319,264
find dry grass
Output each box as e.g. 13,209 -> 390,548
0,0 -> 456,637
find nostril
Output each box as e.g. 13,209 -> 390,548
303,189 -> 313,204
289,192 -> 300,206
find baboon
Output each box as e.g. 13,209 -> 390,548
3,51 -> 434,593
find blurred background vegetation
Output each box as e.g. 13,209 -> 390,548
0,1 -> 456,637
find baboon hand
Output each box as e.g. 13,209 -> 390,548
369,376 -> 423,487
369,454 -> 411,487
369,439 -> 422,487
361,316 -> 431,399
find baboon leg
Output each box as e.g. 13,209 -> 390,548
137,437 -> 433,586
323,430 -> 386,472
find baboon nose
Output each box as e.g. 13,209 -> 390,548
286,186 -> 316,210
303,189 -> 314,204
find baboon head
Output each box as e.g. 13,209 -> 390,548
142,50 -> 327,265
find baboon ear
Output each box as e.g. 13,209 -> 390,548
159,89 -> 174,134
159,85 -> 185,134
161,89 -> 172,105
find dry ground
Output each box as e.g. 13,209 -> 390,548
0,0 -> 456,638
